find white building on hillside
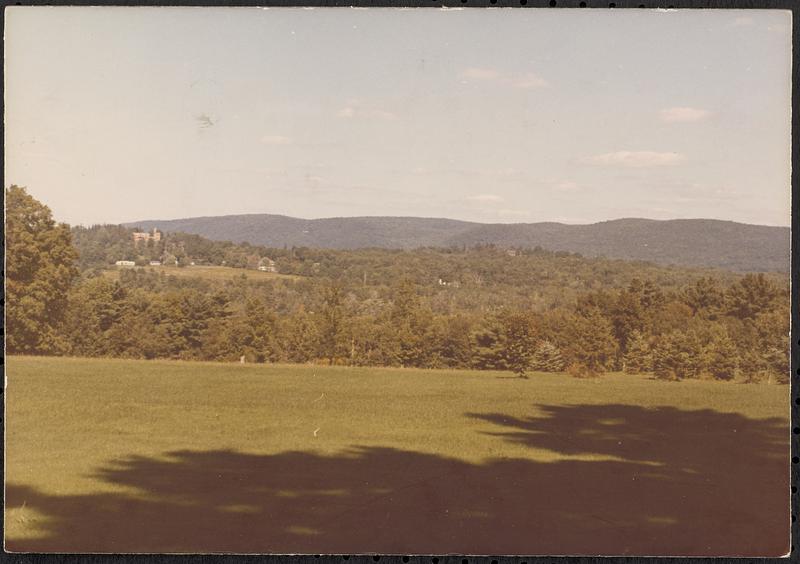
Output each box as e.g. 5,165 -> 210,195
258,257 -> 277,272
132,228 -> 162,244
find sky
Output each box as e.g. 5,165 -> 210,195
4,7 -> 792,227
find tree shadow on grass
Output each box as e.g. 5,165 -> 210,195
5,404 -> 789,556
468,404 -> 789,556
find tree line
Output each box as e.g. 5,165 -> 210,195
6,185 -> 789,383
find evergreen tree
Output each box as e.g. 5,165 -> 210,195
281,309 -> 319,363
652,333 -> 681,381
530,340 -> 565,372
762,345 -> 790,384
243,296 -> 279,363
650,301 -> 694,336
751,307 -> 789,383
430,315 -> 473,369
389,278 -> 433,367
472,311 -> 537,377
682,277 -> 725,318
471,315 -> 508,371
725,273 -> 779,320
318,284 -> 346,364
704,331 -> 739,381
638,279 -> 666,310
390,278 -> 420,323
501,311 -> 539,378
613,290 -> 645,340
347,315 -> 398,367
567,308 -> 618,373
652,330 -> 703,380
609,288 -> 645,365
623,330 -> 652,373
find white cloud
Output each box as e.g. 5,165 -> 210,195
659,107 -> 711,123
460,68 -> 549,90
467,193 -> 504,203
260,135 -> 292,145
581,151 -> 686,167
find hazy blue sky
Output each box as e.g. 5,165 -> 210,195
5,7 -> 792,226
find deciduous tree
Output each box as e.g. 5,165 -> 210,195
6,186 -> 79,354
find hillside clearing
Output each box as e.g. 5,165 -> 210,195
101,264 -> 302,282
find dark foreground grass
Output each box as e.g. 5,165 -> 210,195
4,356 -> 789,556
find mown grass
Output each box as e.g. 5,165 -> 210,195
102,264 -> 301,282
4,356 -> 789,554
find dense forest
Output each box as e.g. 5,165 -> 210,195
72,223 -> 752,313
8,186 -> 790,383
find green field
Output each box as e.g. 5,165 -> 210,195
5,356 -> 789,555
102,264 -> 301,282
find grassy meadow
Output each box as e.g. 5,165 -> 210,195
102,264 -> 301,282
5,356 -> 789,555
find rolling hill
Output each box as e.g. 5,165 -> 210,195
125,214 -> 790,272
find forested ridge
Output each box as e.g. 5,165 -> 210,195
125,213 -> 790,272
7,186 -> 790,383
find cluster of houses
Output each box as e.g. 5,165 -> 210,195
116,229 -> 279,273
116,257 -> 277,271
114,259 -> 166,267
115,229 -> 165,265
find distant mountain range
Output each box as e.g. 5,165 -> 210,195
125,214 -> 790,273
